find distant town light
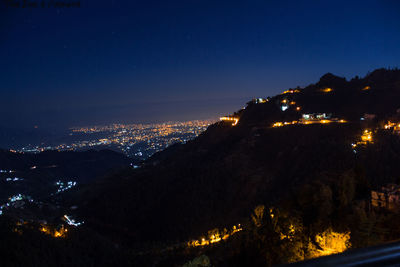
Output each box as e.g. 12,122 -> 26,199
220,116 -> 239,126
281,89 -> 300,94
320,87 -> 333,93
63,214 -> 84,227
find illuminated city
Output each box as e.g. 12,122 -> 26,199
15,120 -> 215,160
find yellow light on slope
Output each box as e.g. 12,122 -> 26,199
282,89 -> 300,94
273,122 -> 283,127
320,120 -> 331,124
320,88 -> 333,93
272,118 -> 345,128
309,228 -> 351,258
187,224 -> 243,247
39,224 -> 67,238
220,116 -> 239,126
361,130 -> 373,143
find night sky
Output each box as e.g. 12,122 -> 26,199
1,0 -> 400,129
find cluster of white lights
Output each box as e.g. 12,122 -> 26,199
9,194 -> 23,202
130,163 -> 140,169
0,194 -> 33,216
5,177 -> 23,182
63,214 -> 84,226
56,180 -> 77,194
0,170 -> 14,173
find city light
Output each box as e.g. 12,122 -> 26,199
15,120 -> 214,159
320,87 -> 333,93
220,116 -> 239,126
187,224 -> 242,247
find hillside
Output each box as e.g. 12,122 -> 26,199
0,149 -> 130,224
50,68 -> 399,265
3,68 -> 400,266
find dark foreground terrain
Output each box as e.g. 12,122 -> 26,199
2,68 -> 400,266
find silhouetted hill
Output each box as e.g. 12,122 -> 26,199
0,127 -> 68,149
0,149 -> 130,202
240,68 -> 400,126
72,69 -> 400,250
3,68 -> 400,266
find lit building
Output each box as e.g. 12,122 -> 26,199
281,89 -> 300,94
220,116 -> 239,126
383,121 -> 400,134
371,184 -> 400,211
252,98 -> 268,104
302,113 -> 331,121
320,87 -> 333,93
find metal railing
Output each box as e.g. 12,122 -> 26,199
283,240 -> 400,266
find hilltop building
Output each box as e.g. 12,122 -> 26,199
252,98 -> 269,104
362,114 -> 376,121
220,116 -> 239,126
371,184 -> 400,211
301,113 -> 331,121
383,121 -> 400,134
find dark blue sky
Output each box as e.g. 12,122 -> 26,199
1,0 -> 400,129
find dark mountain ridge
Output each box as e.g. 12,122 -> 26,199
0,149 -> 130,202
240,68 -> 400,126
73,68 -> 400,248
3,68 -> 400,266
